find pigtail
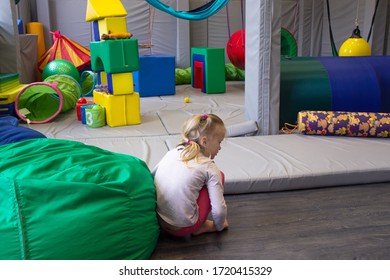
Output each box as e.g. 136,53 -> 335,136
180,139 -> 201,162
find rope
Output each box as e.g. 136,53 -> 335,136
139,5 -> 155,49
280,123 -> 298,134
355,0 -> 360,27
281,123 -> 298,134
240,0 -> 245,45
367,0 -> 380,42
293,0 -> 299,36
326,0 -> 338,56
226,2 -> 231,39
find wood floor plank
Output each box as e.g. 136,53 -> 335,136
151,182 -> 390,260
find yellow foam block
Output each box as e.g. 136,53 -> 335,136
99,71 -> 107,84
0,84 -> 26,105
86,0 -> 127,22
98,17 -> 127,36
0,79 -> 20,93
93,90 -> 140,127
99,72 -> 134,95
26,22 -> 46,59
111,72 -> 134,95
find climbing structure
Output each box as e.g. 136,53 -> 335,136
86,0 -> 141,127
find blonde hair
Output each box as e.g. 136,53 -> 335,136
177,113 -> 226,162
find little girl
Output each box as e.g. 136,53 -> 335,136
152,113 -> 229,236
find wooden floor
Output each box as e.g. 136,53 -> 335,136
151,182 -> 390,260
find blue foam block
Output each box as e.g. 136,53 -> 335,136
133,55 -> 176,97
0,103 -> 16,116
17,19 -> 24,34
92,21 -> 100,41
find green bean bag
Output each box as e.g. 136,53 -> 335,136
0,138 -> 159,260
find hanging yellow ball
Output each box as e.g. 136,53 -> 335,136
339,27 -> 371,56
184,97 -> 190,103
339,38 -> 371,56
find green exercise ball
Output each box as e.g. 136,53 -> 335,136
42,59 -> 80,82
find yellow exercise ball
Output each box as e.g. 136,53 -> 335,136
339,27 -> 371,56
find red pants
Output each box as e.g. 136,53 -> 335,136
164,172 -> 225,237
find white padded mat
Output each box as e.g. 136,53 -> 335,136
166,134 -> 390,194
80,136 -> 174,169
23,82 -> 249,139
20,81 -> 390,194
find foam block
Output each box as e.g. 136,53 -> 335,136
133,55 -> 176,97
81,104 -> 97,124
0,85 -> 25,105
86,0 -> 127,22
85,104 -> 106,128
92,21 -> 100,41
0,73 -> 19,86
90,39 -> 139,73
100,72 -> 134,95
98,17 -> 127,38
93,90 -> 141,127
0,103 -> 15,116
191,48 -> 226,94
17,19 -> 24,34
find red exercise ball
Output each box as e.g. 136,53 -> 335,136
226,29 -> 245,70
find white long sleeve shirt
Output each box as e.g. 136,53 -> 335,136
152,146 -> 227,231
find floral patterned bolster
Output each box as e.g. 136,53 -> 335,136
297,111 -> 390,137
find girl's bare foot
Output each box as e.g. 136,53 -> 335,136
192,220 -> 217,235
223,219 -> 229,229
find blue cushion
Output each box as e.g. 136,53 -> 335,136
0,116 -> 46,145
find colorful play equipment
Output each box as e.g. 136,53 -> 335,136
26,22 -> 46,60
175,67 -> 192,85
297,111 -> 390,138
14,81 -> 64,124
0,73 -> 25,117
339,27 -> 371,56
145,0 -> 230,21
85,104 -> 106,128
281,28 -> 298,57
133,55 -> 176,97
42,59 -> 80,82
86,0 -> 127,22
44,74 -> 81,111
225,63 -> 245,81
38,30 -> 90,73
226,28 -> 298,70
86,0 -> 141,127
175,64 -> 244,85
280,56 -> 390,128
0,116 -> 46,145
14,74 -> 81,124
80,70 -> 98,97
191,47 -> 226,94
14,60 -> 95,124
338,0 -> 372,57
226,29 -> 245,70
0,138 -> 159,260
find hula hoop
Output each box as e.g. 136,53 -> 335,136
80,70 -> 97,97
14,82 -> 64,124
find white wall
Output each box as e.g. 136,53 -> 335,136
0,0 -> 20,74
21,0 -> 244,68
15,0 -> 389,68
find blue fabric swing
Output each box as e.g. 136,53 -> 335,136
145,0 -> 230,21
